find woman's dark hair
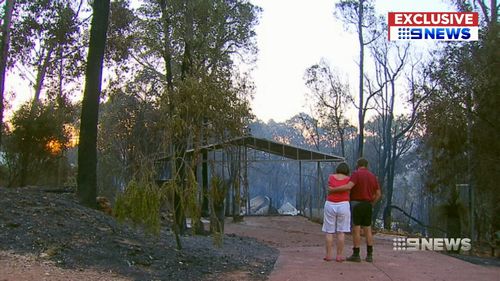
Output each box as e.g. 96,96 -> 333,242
335,162 -> 350,176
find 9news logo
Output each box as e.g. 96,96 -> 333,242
393,237 -> 472,251
388,12 -> 479,41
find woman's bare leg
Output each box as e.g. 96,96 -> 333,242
336,232 -> 345,258
325,233 -> 334,259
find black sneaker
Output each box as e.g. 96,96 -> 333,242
365,255 -> 373,262
346,255 -> 361,262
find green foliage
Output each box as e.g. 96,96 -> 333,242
10,0 -> 87,84
421,2 -> 499,244
159,179 -> 182,249
135,0 -> 261,73
114,178 -> 162,235
97,90 -> 162,199
335,0 -> 383,51
209,176 -> 228,247
210,176 -> 228,206
183,167 -> 201,234
97,0 -> 260,203
437,188 -> 468,238
164,165 -> 203,237
3,100 -> 73,186
162,76 -> 253,144
160,167 -> 201,250
105,0 -> 136,64
111,158 -> 203,244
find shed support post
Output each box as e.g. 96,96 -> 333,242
299,161 -> 302,215
317,161 -> 321,220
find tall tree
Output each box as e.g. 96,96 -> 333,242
0,0 -> 15,146
423,0 -> 499,242
304,59 -> 352,157
10,0 -> 86,108
98,0 -> 260,248
335,0 -> 380,158
471,0 -> 499,243
370,39 -> 410,228
3,0 -> 86,185
77,0 -> 110,207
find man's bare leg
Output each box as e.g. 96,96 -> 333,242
347,225 -> 361,262
364,226 -> 373,246
352,225 -> 361,247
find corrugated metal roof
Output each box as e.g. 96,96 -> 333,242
159,136 -> 344,162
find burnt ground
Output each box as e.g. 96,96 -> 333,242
0,187 -> 278,281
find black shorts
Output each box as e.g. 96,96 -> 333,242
351,201 -> 372,227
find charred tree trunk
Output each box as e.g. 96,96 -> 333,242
0,0 -> 15,146
180,0 -> 193,80
77,0 -> 110,207
339,129 -> 346,158
356,0 -> 365,158
160,0 -> 173,90
159,0 -> 187,241
383,142 -> 396,230
31,46 -> 54,111
231,148 -> 243,222
201,151 -> 209,216
174,152 -> 187,234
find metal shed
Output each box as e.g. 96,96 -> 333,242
156,135 -> 344,218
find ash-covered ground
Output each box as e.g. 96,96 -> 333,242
0,187 -> 279,281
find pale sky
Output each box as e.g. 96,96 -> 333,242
249,0 -> 453,123
6,0 -> 454,123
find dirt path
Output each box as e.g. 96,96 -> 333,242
224,216 -> 500,281
0,251 -> 131,281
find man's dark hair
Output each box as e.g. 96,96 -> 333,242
356,158 -> 369,168
336,162 -> 350,175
